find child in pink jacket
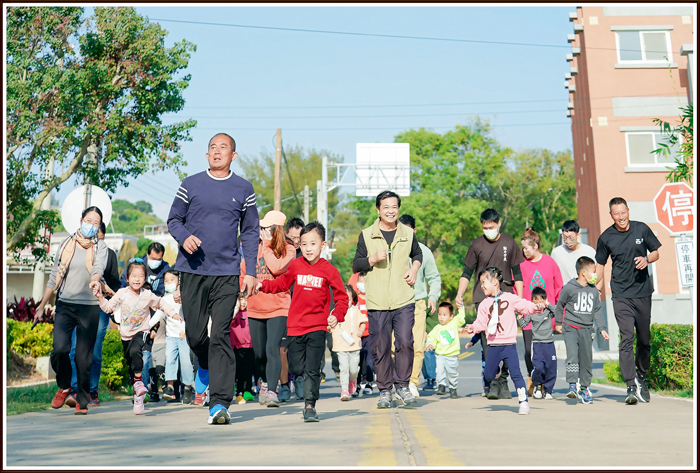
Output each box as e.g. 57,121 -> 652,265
465,267 -> 546,415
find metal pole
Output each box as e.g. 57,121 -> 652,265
303,184 -> 309,224
321,156 -> 329,237
32,157 -> 55,301
274,128 -> 282,211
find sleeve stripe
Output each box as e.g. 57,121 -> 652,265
176,195 -> 189,204
176,190 -> 188,200
245,194 -> 256,202
179,186 -> 188,194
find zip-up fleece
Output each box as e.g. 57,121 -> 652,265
427,308 -> 467,357
473,292 -> 540,346
554,279 -> 607,331
361,219 -> 415,311
517,303 -> 556,343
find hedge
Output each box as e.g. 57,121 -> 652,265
6,320 -> 129,389
603,323 -> 693,392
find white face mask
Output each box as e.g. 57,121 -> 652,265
164,283 -> 177,294
356,282 -> 365,294
483,228 -> 499,240
148,259 -> 162,270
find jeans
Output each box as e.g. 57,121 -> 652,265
421,348 -> 436,381
337,350 -> 361,391
165,336 -> 195,386
70,309 -> 110,393
142,349 -> 152,388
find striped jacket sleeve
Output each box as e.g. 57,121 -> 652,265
167,180 -> 192,245
239,186 -> 260,278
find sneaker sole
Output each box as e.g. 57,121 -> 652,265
162,394 -> 175,401
304,416 -> 320,422
208,411 -> 231,425
377,402 -> 391,409
636,384 -> 650,403
65,399 -> 77,408
566,391 -> 577,399
625,395 -> 638,405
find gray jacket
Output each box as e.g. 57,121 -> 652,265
517,304 -> 556,343
554,280 -> 606,331
47,238 -> 108,306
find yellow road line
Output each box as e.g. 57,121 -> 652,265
458,351 -> 474,360
358,409 -> 397,466
403,409 -> 464,466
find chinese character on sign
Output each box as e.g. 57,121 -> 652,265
654,183 -> 694,234
675,240 -> 696,287
662,189 -> 693,227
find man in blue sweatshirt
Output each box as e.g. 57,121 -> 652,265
167,133 -> 259,425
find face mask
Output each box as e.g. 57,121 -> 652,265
585,271 -> 597,285
164,283 -> 177,294
148,259 -> 162,270
483,228 -> 499,240
356,282 -> 365,293
80,222 -> 98,239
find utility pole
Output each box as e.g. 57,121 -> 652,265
32,157 -> 55,301
274,128 -> 282,211
303,185 -> 310,224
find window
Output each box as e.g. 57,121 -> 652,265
616,31 -> 672,63
625,132 -> 682,166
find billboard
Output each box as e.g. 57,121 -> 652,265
355,143 -> 410,197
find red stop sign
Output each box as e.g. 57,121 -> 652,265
653,182 -> 694,234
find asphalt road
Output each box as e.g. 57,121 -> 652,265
4,335 -> 695,468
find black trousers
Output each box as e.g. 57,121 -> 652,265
234,347 -> 255,394
476,303 -> 509,386
320,331 -> 340,374
368,303 -> 415,391
122,333 -> 147,382
612,296 -> 652,386
522,329 -> 534,376
51,301 -> 100,409
180,272 -> 239,409
248,316 -> 287,392
359,335 -> 375,384
288,330 -> 326,407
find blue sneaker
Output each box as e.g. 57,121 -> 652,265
208,404 -> 230,425
566,383 -> 577,399
195,367 -> 209,395
579,387 -> 593,404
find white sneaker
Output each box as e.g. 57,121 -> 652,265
533,386 -> 543,399
518,401 -> 530,415
544,392 -> 554,400
408,382 -> 420,398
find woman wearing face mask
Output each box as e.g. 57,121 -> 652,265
246,210 -> 296,408
34,206 -> 109,415
520,227 -> 563,396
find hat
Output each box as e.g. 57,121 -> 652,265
260,210 -> 286,228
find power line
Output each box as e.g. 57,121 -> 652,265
182,121 -> 573,132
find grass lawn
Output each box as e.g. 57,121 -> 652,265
6,382 -> 122,415
591,377 -> 693,399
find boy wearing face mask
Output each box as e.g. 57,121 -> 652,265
120,242 -> 171,296
554,256 -> 610,404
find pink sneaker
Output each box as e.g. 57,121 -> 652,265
518,401 -> 530,415
133,380 -> 148,397
259,382 -> 269,405
340,389 -> 350,401
266,390 -> 280,407
133,394 -> 145,415
349,380 -> 357,394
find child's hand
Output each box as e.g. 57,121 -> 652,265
255,281 -> 263,291
426,344 -> 434,351
600,330 -> 610,341
179,330 -> 186,340
150,331 -> 156,340
327,315 -> 338,328
535,302 -> 547,311
173,315 -> 183,323
555,325 -> 563,333
466,342 -> 474,349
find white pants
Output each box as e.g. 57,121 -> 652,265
436,354 -> 459,389
337,350 -> 361,391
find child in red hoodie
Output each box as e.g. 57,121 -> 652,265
257,222 -> 349,422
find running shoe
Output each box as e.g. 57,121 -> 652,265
195,367 -> 209,394
482,387 -> 490,398
183,386 -> 193,405
349,380 -> 358,398
303,405 -> 320,422
376,391 -> 392,409
193,391 -> 206,406
566,383 -> 578,399
363,383 -> 373,396
51,388 -> 72,409
88,392 -> 100,407
625,385 -> 639,405
533,385 -> 543,399
65,392 -> 78,408
579,387 -> 593,404
340,389 -> 350,401
203,387 -> 210,407
208,404 -> 230,425
162,386 -> 176,401
74,404 -> 88,415
278,384 -> 291,403
449,388 -> 459,399
395,387 -> 417,406
499,381 -> 512,399
236,393 -> 246,405
518,401 -> 530,415
133,393 -> 145,415
544,392 -> 554,400
294,377 -> 305,400
436,384 -> 447,396
258,382 -> 269,405
320,372 -> 326,383
335,371 -> 341,383
133,380 -> 149,397
243,391 -> 255,402
408,382 -> 421,398
486,381 -> 500,400
636,375 -> 650,403
423,379 -> 436,391
266,390 -> 280,407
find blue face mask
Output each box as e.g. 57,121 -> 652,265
80,222 -> 98,239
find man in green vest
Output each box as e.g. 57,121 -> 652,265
353,191 -> 423,409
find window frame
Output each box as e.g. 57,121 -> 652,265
624,131 -> 681,167
615,30 -> 673,64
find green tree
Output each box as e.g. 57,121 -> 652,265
653,104 -> 694,186
111,199 -> 163,235
6,7 -> 196,262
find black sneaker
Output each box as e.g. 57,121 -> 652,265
150,392 -> 160,403
499,380 -> 512,399
486,381 -> 500,400
625,385 -> 639,405
449,388 -> 458,399
436,384 -> 447,396
303,405 -> 320,422
162,386 -> 175,401
635,375 -> 650,403
183,386 -> 193,405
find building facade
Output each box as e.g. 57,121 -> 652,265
566,5 -> 695,351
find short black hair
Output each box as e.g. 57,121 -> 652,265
126,261 -> 147,280
561,220 -> 580,233
478,266 -> 504,283
286,217 -> 305,232
480,208 -> 500,224
609,197 -> 628,211
148,242 -> 165,256
358,271 -> 366,278
345,284 -> 358,305
575,256 -> 596,276
164,269 -> 180,279
82,206 -> 103,223
375,190 -> 401,209
531,287 -> 547,301
438,301 -> 454,315
398,214 -> 415,229
98,222 -> 106,235
300,221 -> 326,241
208,133 -> 236,152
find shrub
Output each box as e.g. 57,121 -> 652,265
101,329 -> 129,389
6,320 -> 54,357
604,324 -> 693,392
6,297 -> 53,323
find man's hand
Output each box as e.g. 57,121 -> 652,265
555,325 -> 563,333
327,315 -> 338,328
183,235 -> 202,254
464,324 -> 474,336
243,275 -> 258,297
369,249 -> 387,266
634,256 -> 648,270
173,288 -> 182,304
600,330 -> 610,341
428,300 -> 437,314
404,268 -> 418,286
456,293 -> 464,308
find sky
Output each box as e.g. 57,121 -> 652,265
53,4 -> 578,222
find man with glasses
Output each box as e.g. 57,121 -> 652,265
551,220 -> 596,283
